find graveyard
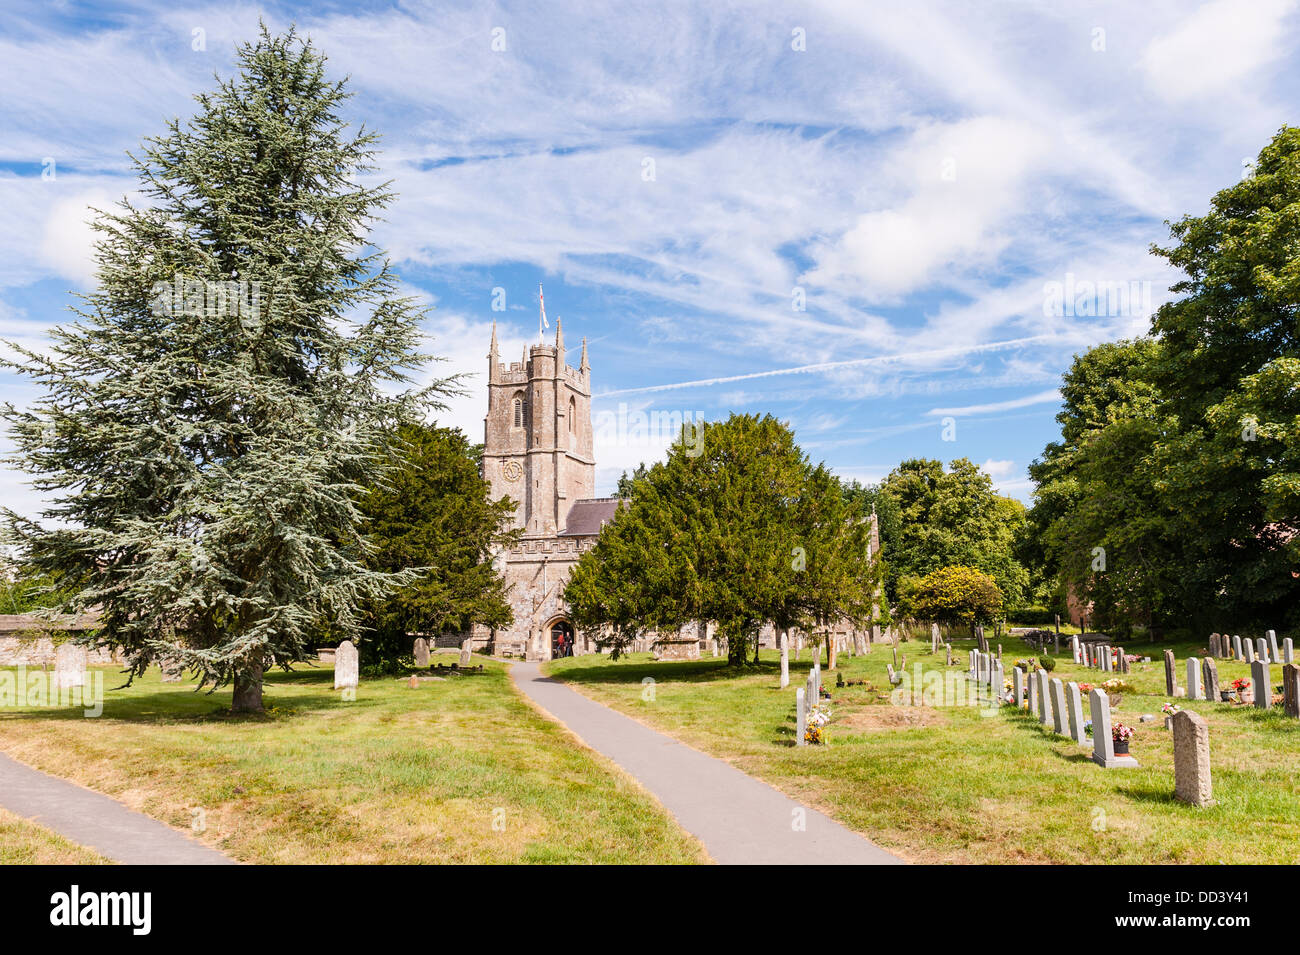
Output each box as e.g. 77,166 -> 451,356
545,631 -> 1300,864
0,655 -> 704,864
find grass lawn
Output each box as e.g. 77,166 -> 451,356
0,807 -> 109,864
546,634 -> 1300,864
0,655 -> 705,864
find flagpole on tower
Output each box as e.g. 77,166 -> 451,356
538,283 -> 549,343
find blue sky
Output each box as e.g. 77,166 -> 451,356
2,0 -> 1298,518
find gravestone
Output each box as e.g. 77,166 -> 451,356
1285,638 -> 1294,665
1185,657 -> 1202,701
813,662 -> 821,699
1072,635 -> 1081,664
1244,641 -> 1255,664
1013,666 -> 1025,707
1117,646 -> 1129,674
1050,678 -> 1067,734
1090,687 -> 1138,768
1256,637 -> 1269,664
1036,670 -> 1051,725
334,639 -> 359,690
1233,635 -> 1243,660
1208,633 -> 1219,658
1163,650 -> 1177,697
931,622 -> 940,654
459,638 -> 473,667
1252,660 -> 1271,710
1172,710 -> 1213,807
796,687 -> 807,746
1066,682 -> 1087,745
991,662 -> 1004,705
1268,630 -> 1280,661
413,638 -> 429,668
997,643 -> 1003,662
54,644 -> 87,690
1202,657 -> 1220,703
946,643 -> 953,667
1284,664 -> 1300,719
779,631 -> 789,689
1027,671 -> 1038,714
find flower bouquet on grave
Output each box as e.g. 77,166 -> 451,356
804,705 -> 832,745
1083,719 -> 1093,738
1112,722 -> 1134,755
1161,701 -> 1181,730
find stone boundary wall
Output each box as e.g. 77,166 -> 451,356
0,636 -> 120,666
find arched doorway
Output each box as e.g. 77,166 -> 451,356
549,619 -> 575,658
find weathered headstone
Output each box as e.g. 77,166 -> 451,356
1284,664 -> 1300,719
1090,687 -> 1138,768
1202,657 -> 1219,703
1268,630 -> 1280,661
1284,638 -> 1294,665
1050,678 -> 1067,734
1072,635 -> 1081,664
1252,660 -> 1271,710
991,662 -> 1004,705
945,643 -> 953,666
1036,670 -> 1051,725
1185,657 -> 1202,700
931,622 -> 940,654
1117,646 -> 1129,674
1172,710 -> 1213,807
459,638 -> 473,667
1066,682 -> 1087,745
1013,666 -> 1025,707
796,687 -> 807,746
1027,671 -> 1038,714
54,643 -> 87,690
334,639 -> 359,690
779,631 -> 790,689
1255,637 -> 1269,665
160,654 -> 184,683
1163,650 -> 1177,697
885,663 -> 898,687
1233,634 -> 1243,660
413,637 -> 430,667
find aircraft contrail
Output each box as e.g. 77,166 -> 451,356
598,333 -> 1060,397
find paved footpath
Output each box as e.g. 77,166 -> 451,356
511,662 -> 904,865
0,752 -> 234,864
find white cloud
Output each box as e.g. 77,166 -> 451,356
1142,0 -> 1297,102
37,190 -> 114,288
981,458 -> 1016,480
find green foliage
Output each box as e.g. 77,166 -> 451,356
358,423 -> 518,672
876,458 -> 1030,607
565,414 -> 880,665
1028,126 -> 1300,635
903,565 -> 1003,629
0,27 -> 445,710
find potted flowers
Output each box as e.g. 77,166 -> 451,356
1230,677 -> 1252,704
1112,722 -> 1135,755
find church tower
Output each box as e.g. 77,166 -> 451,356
482,316 -> 595,536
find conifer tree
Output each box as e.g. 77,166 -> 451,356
1,26 -> 447,710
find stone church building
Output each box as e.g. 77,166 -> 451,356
470,318 -> 882,663
474,319 -> 620,659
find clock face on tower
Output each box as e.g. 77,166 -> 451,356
501,460 -> 524,483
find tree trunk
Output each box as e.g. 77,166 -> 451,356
231,662 -> 264,713
754,634 -> 760,665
